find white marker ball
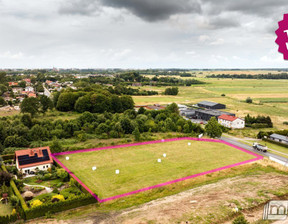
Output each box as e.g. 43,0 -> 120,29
157,159 -> 162,163
66,156 -> 69,160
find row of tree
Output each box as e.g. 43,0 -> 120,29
245,114 -> 273,128
0,104 -> 205,154
207,73 -> 288,79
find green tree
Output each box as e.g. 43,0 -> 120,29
166,103 -> 179,114
56,168 -> 69,181
19,81 -> 26,88
29,124 -> 49,141
164,87 -> 179,95
90,94 -> 111,113
120,117 -> 134,134
20,97 -> 40,117
0,71 -> 6,84
120,95 -> 134,111
74,95 -> 92,113
0,96 -> 7,106
110,95 -> 123,113
205,117 -> 222,138
39,95 -> 53,114
50,138 -> 62,153
21,114 -> 33,128
137,106 -> 146,114
133,127 -> 141,141
0,84 -> 8,95
56,92 -> 79,111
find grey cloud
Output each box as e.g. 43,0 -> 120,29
202,0 -> 288,17
59,0 -> 100,15
59,0 -> 202,21
209,17 -> 240,29
101,0 -> 201,21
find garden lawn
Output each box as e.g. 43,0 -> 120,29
57,140 -> 256,199
0,203 -> 13,216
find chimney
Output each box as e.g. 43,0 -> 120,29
38,149 -> 43,157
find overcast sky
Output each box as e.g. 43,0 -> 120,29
0,0 -> 287,69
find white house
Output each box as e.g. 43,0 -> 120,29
25,86 -> 34,92
15,147 -> 53,174
218,114 -> 245,129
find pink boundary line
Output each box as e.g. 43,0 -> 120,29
51,137 -> 263,203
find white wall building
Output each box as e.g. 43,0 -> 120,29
218,114 -> 245,129
25,86 -> 34,92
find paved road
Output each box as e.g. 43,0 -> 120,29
221,136 -> 288,164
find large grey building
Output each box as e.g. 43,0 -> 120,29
197,101 -> 226,110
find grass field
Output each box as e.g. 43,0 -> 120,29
133,78 -> 288,129
57,140 -> 256,199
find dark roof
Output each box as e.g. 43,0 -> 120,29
270,134 -> 288,142
197,101 -> 219,106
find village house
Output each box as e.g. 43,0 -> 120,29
12,87 -> 23,94
8,82 -> 19,87
25,86 -> 34,92
218,114 -> 245,129
15,147 -> 53,174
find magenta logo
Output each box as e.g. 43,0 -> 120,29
276,14 -> 288,60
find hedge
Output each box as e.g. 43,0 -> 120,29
263,138 -> 288,149
1,165 -> 29,211
25,194 -> 97,220
0,154 -> 15,160
0,214 -> 18,224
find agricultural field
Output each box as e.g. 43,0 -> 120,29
133,78 -> 288,129
56,139 -> 256,199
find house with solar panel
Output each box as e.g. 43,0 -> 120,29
15,147 -> 53,174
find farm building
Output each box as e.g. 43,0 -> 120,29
218,114 -> 245,129
180,108 -> 235,121
197,101 -> 226,110
15,147 -> 53,174
194,109 -> 235,121
270,134 -> 288,145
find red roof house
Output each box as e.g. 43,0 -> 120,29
218,114 -> 245,129
15,147 -> 53,174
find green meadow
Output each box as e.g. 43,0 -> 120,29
57,140 -> 254,198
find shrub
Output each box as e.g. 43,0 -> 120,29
245,97 -> 252,103
52,194 -> 65,202
52,188 -> 59,194
30,199 -> 43,208
232,215 -> 249,224
24,194 -> 96,220
10,195 -> 19,207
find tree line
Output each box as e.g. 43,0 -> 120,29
207,73 -> 288,79
245,114 -> 273,128
0,103 -> 204,155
